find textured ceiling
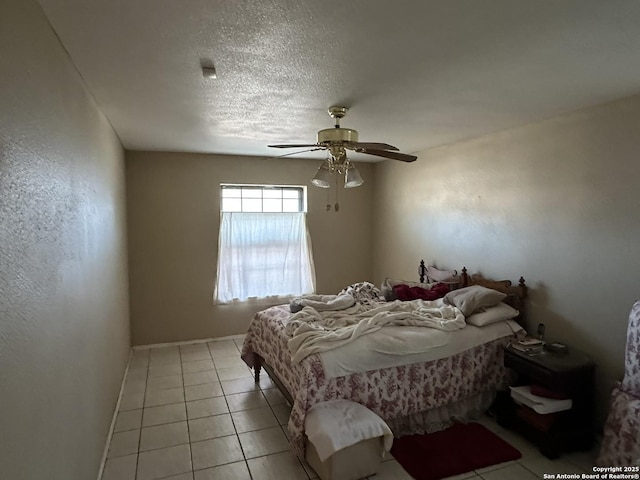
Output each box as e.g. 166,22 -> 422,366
38,0 -> 640,161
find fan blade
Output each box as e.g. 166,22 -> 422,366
268,143 -> 320,149
277,147 -> 325,158
345,142 -> 399,151
357,148 -> 417,162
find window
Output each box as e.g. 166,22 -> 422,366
220,185 -> 305,213
214,184 -> 315,303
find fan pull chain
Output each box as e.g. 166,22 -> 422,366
323,174 -> 342,212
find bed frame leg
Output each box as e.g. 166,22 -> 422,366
254,356 -> 262,383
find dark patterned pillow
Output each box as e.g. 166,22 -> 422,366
338,282 -> 383,307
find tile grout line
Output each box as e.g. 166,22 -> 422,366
252,354 -> 313,480
232,336 -> 296,479
178,346 -> 196,480
214,340 -> 253,479
135,352 -> 150,479
221,339 -> 286,479
96,348 -> 134,480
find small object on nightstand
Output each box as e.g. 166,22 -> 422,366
510,337 -> 543,354
516,337 -> 543,347
537,323 -> 546,341
544,342 -> 568,353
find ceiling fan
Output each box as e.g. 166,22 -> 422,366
269,106 -> 417,163
268,106 -> 417,189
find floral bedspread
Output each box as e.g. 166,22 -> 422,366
241,304 -> 513,455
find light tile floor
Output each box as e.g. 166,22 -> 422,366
102,337 -> 599,480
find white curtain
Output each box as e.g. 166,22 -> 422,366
215,212 -> 316,303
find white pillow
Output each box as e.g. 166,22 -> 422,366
444,285 -> 507,316
426,265 -> 459,283
466,302 -> 519,327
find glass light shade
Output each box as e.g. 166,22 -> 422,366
311,162 -> 332,188
344,164 -> 364,188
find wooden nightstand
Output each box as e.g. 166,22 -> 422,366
495,344 -> 595,458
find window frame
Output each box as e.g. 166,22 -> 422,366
220,183 -> 307,213
214,183 -> 315,303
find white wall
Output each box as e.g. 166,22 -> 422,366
126,151 -> 374,345
372,94 -> 640,427
0,1 -> 130,478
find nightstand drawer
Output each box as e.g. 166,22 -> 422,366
504,351 -> 557,388
504,347 -> 594,394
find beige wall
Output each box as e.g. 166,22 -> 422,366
0,1 -> 130,479
126,152 -> 374,345
372,94 -> 640,427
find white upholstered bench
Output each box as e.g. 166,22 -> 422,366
305,400 -> 393,480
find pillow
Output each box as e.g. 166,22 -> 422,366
338,282 -> 383,306
465,302 -> 519,327
393,282 -> 451,301
381,277 -> 432,301
426,265 -> 459,284
444,285 -> 507,316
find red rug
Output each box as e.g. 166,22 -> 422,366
390,422 -> 522,480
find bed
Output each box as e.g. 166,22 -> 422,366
240,262 -> 528,455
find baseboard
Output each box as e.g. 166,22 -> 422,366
132,334 -> 245,350
95,349 -> 133,480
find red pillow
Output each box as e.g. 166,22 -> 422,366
392,282 -> 450,301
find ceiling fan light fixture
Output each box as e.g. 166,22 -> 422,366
311,161 -> 332,188
344,163 -> 364,189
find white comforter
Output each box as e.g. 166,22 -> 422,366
286,299 -> 465,364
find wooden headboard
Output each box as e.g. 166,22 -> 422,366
418,260 -> 528,324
